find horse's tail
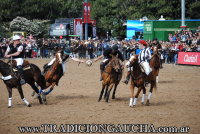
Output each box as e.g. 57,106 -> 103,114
153,78 -> 157,93
30,64 -> 46,89
154,82 -> 157,92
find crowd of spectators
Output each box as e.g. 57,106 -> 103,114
0,29 -> 199,65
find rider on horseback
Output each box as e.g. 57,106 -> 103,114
94,44 -> 124,81
4,35 -> 26,85
123,40 -> 152,84
43,47 -> 84,75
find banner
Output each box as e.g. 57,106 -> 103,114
178,52 -> 200,65
74,19 -> 83,39
126,20 -> 144,39
83,2 -> 91,23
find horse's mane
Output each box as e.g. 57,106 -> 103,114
150,54 -> 160,69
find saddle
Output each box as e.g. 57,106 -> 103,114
9,60 -> 31,72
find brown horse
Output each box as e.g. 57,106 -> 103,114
32,49 -> 64,104
98,56 -> 123,102
150,46 -> 161,83
127,55 -> 157,107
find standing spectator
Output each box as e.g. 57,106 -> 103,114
87,41 -> 95,59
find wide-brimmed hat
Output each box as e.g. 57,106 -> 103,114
13,35 -> 21,41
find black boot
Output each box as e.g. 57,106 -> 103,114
122,71 -> 131,84
17,65 -> 26,85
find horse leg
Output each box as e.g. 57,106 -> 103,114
156,70 -> 159,83
30,83 -> 43,104
106,84 -> 114,103
31,83 -> 38,96
42,83 -> 56,105
17,86 -> 31,107
133,87 -> 143,107
6,86 -> 12,108
141,86 -> 147,105
129,81 -> 135,107
98,83 -> 106,102
112,83 -> 119,99
103,85 -> 108,100
156,76 -> 159,83
146,82 -> 155,106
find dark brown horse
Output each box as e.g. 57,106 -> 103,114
127,55 -> 157,107
98,56 -> 123,102
0,59 -> 44,108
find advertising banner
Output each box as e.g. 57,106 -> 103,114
83,2 -> 91,23
177,52 -> 200,65
74,19 -> 83,39
126,20 -> 144,39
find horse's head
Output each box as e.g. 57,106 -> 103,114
153,46 -> 158,54
125,54 -> 138,68
54,47 -> 63,64
110,55 -> 121,72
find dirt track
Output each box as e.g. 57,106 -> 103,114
0,59 -> 200,134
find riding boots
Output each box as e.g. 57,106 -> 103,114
17,65 -> 26,85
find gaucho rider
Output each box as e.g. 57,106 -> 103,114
94,45 -> 124,81
4,35 -> 26,85
123,40 -> 152,84
43,47 -> 85,75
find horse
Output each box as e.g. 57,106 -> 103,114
150,46 -> 161,83
98,55 -> 123,102
127,55 -> 157,107
32,48 -> 65,104
0,59 -> 44,108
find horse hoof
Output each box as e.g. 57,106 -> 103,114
146,100 -> 150,106
38,97 -> 43,104
8,106 -> 12,108
31,92 -> 35,97
129,105 -> 135,108
27,104 -> 32,107
112,97 -> 115,99
141,102 -> 144,105
44,101 -> 47,105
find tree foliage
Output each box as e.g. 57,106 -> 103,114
10,17 -> 50,37
0,0 -> 199,38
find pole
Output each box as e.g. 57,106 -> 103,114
181,0 -> 186,27
85,0 -> 88,40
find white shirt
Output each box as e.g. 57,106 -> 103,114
138,47 -> 151,63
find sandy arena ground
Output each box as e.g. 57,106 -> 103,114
0,58 -> 200,134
